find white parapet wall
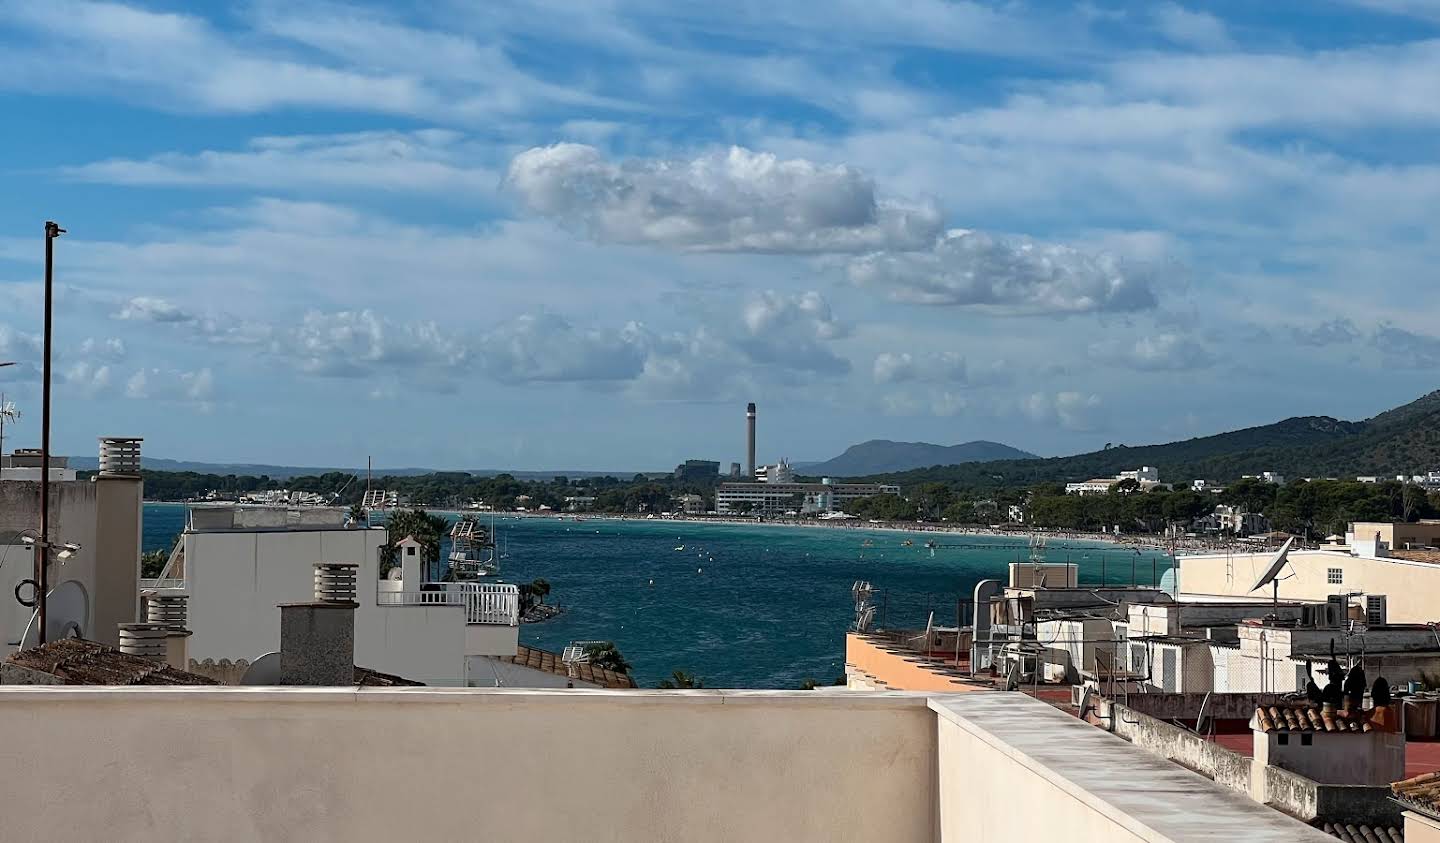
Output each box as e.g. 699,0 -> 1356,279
0,688 -> 940,842
0,687 -> 1332,842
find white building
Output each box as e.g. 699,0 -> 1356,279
1241,471 -> 1286,485
0,449 -> 77,482
1065,466 -> 1166,496
150,506 -> 523,687
755,459 -> 796,484
0,439 -> 142,652
716,479 -> 900,516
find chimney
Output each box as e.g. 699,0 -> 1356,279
93,437 -> 143,647
97,437 -> 142,476
144,592 -> 191,671
117,622 -> 167,661
746,402 -> 757,479
279,562 -> 358,686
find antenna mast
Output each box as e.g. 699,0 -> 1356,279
0,393 -> 18,459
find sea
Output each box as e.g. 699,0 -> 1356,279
143,504 -> 1173,689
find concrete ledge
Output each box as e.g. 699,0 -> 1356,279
931,693 -> 1330,842
0,685 -> 945,707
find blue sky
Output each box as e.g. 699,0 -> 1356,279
1,0 -> 1439,471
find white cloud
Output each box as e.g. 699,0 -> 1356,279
734,291 -> 851,375
1336,0 -> 1440,21
1373,323 -> 1440,368
1022,391 -> 1105,432
63,361 -> 112,396
1089,331 -> 1216,371
0,0 -> 428,115
1152,4 -> 1233,51
77,337 -> 127,361
848,230 -> 1158,314
124,367 -> 213,404
65,130 -> 500,195
880,388 -> 970,417
505,144 -> 942,253
1291,318 -> 1360,347
115,296 -> 194,323
872,351 -> 968,384
480,313 -> 649,383
289,310 -> 467,379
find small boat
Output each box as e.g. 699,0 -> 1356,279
861,539 -> 875,548
901,539 -> 914,547
674,545 -> 686,551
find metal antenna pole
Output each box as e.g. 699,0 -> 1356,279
38,220 -> 63,645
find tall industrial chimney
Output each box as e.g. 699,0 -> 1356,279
746,402 -> 757,479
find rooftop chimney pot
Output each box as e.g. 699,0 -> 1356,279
98,437 -> 142,477
117,622 -> 168,660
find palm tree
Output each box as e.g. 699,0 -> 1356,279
583,642 -> 630,674
384,508 -> 450,579
657,670 -> 702,689
530,578 -> 551,605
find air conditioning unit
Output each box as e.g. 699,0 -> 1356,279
1325,594 -> 1350,627
1366,595 -> 1388,626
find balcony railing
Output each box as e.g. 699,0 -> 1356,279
377,583 -> 519,626
139,578 -> 186,590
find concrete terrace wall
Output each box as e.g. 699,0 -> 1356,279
1104,697 -> 1401,827
1263,765 -> 1401,827
1123,692 -> 1282,721
1105,700 -> 1253,794
934,694 -> 1328,842
0,688 -> 940,843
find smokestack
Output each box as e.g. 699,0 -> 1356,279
279,562 -> 358,686
746,402 -> 757,479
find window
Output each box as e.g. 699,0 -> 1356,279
406,546 -> 417,556
1327,567 -> 1343,584
1301,733 -> 1313,746
1278,734 -> 1289,745
1130,644 -> 1147,675
1366,595 -> 1387,626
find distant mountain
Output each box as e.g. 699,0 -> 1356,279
798,440 -> 1038,477
857,389 -> 1440,489
67,457 -> 634,481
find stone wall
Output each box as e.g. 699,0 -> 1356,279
1106,699 -> 1252,793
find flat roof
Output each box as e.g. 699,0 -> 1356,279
930,693 -> 1330,841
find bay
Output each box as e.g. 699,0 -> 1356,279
143,503 -> 1172,689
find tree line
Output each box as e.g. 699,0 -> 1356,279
841,476 -> 1440,539
126,469 -> 718,513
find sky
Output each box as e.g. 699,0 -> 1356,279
1,1 -> 1439,472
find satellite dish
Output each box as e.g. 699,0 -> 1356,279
19,579 -> 88,649
240,652 -> 281,685
1249,536 -> 1296,593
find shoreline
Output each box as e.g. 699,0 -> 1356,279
492,511 -> 1253,555
144,501 -> 1257,555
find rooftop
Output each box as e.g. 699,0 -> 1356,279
3,639 -> 217,686
494,644 -> 637,689
1394,770 -> 1440,820
1317,822 -> 1402,843
1252,702 -> 1401,734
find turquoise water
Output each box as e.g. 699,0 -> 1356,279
143,504 -> 1171,688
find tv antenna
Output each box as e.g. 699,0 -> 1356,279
0,393 -> 19,457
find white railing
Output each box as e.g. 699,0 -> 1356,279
376,583 -> 519,626
139,578 -> 186,590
